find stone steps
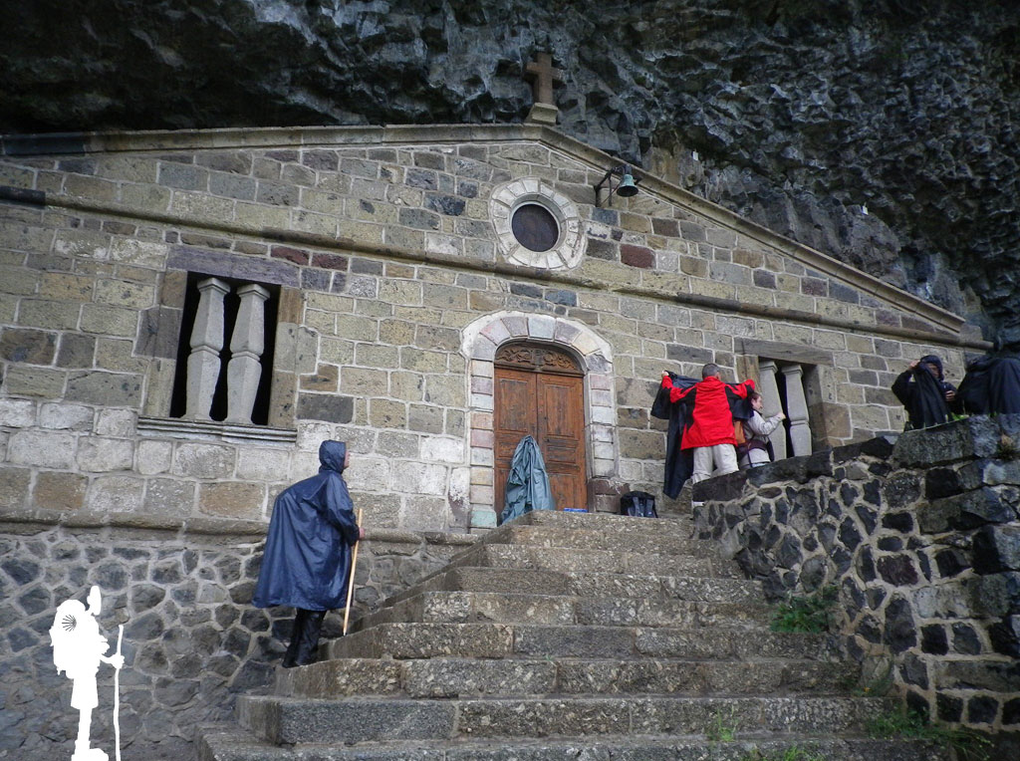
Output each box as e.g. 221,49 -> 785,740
277,656 -> 856,699
236,694 -> 899,745
325,622 -> 834,661
200,728 -> 950,761
350,590 -> 775,631
198,509 -> 936,760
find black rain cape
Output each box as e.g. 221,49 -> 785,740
651,373 -> 753,498
957,354 -> 1020,415
253,440 -> 360,611
891,366 -> 954,429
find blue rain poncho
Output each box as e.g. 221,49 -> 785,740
253,441 -> 361,611
499,435 -> 555,524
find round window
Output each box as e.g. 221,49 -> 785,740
490,177 -> 586,269
511,203 -> 559,252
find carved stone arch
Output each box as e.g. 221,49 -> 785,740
461,311 -> 618,530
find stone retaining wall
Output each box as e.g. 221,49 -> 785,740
0,511 -> 474,759
693,415 -> 1020,734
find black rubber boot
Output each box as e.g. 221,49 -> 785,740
282,609 -> 316,668
292,609 -> 326,667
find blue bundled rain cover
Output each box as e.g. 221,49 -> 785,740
253,440 -> 361,611
500,435 -> 555,524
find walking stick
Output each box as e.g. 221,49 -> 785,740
114,623 -> 123,761
342,508 -> 363,636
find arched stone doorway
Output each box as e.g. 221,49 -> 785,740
494,342 -> 586,514
460,311 -> 618,530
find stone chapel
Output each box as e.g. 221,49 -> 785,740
0,73 -> 1001,758
0,109 -> 981,533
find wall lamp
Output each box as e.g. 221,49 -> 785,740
594,164 -> 640,207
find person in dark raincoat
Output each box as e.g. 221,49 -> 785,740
499,435 -> 555,524
253,440 -> 363,668
957,351 -> 1020,415
891,354 -> 957,430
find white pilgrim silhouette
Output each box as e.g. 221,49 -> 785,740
49,586 -> 124,761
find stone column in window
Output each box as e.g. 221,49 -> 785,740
226,283 -> 270,424
186,277 -> 230,420
758,360 -> 787,460
782,363 -> 812,456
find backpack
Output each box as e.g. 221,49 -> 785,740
734,418 -> 749,458
620,490 -> 657,518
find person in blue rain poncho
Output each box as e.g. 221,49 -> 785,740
253,440 -> 363,668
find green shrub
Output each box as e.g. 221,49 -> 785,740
867,709 -> 992,760
770,585 -> 838,633
739,747 -> 827,761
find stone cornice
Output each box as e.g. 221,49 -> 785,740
0,506 -> 477,546
1,122 -> 968,336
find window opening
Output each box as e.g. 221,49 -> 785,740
169,273 -> 279,425
511,203 -> 559,252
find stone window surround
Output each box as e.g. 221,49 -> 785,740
141,259 -> 303,440
461,310 -> 617,530
490,177 -> 586,270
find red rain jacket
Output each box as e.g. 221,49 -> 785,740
662,375 -> 755,449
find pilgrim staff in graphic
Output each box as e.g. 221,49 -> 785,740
49,586 -> 124,761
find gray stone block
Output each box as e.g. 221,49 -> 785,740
239,696 -> 456,744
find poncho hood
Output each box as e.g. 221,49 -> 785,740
319,441 -> 347,474
920,354 -> 944,380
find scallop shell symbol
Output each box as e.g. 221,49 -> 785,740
61,613 -> 77,632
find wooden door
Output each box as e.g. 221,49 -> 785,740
494,343 -> 586,517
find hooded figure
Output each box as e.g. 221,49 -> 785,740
957,353 -> 1020,415
892,355 -> 956,429
254,440 -> 361,667
500,435 -> 555,524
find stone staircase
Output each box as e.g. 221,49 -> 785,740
198,510 -> 949,760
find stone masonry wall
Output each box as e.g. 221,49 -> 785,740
0,125 -> 978,534
0,511 -> 473,760
693,415 -> 1020,734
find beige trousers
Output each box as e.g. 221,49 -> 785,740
691,444 -> 738,484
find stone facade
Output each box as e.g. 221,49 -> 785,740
0,121 -> 998,755
0,123 -> 985,533
0,511 -> 473,759
692,415 -> 1020,735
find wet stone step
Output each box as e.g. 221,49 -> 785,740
278,656 -> 856,699
480,523 -> 710,555
237,694 -> 899,744
379,567 -> 762,609
326,623 -> 834,661
350,590 -> 775,632
199,727 -> 951,761
446,544 -> 742,579
510,510 -> 690,532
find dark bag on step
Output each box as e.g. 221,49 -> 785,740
620,490 -> 657,518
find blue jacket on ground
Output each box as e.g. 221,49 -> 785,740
253,441 -> 360,611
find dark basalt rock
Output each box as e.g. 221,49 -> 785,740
3,1 -> 1020,342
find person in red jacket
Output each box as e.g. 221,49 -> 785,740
660,363 -> 755,484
